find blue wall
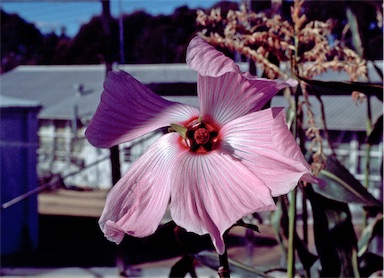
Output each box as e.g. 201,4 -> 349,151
1,104 -> 41,256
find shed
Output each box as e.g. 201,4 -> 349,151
0,95 -> 41,256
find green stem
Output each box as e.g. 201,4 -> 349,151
287,188 -> 297,278
302,188 -> 308,246
364,96 -> 372,227
287,9 -> 301,276
287,86 -> 299,278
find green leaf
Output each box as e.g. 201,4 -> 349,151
358,213 -> 383,257
169,255 -> 196,278
346,5 -> 364,57
359,252 -> 384,277
314,156 -> 382,208
277,195 -> 318,273
306,185 -> 360,277
366,114 -> 383,145
372,61 -> 383,81
195,251 -> 273,278
285,103 -> 296,130
234,219 -> 260,233
270,201 -> 287,261
297,75 -> 383,100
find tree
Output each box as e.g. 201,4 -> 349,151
0,10 -> 43,72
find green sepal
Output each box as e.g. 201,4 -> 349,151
170,123 -> 188,139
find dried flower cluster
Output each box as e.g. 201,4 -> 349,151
196,0 -> 366,81
196,0 -> 368,174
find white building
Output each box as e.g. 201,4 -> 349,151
0,64 -> 199,189
0,63 -> 382,198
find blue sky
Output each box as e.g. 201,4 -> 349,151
1,0 -> 223,37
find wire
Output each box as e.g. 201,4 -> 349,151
1,155 -> 109,210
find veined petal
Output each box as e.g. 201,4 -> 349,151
99,133 -> 181,243
170,150 -> 276,254
186,36 -> 242,77
198,73 -> 296,127
187,35 -> 297,86
85,70 -> 199,148
220,107 -> 319,197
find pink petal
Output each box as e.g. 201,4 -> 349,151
198,73 -> 296,127
99,133 -> 181,243
220,107 -> 319,196
186,36 -> 242,77
169,150 -> 276,254
186,36 -> 297,126
86,70 -> 199,148
186,35 -> 297,85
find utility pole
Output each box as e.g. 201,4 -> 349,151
101,0 -> 121,185
118,0 -> 125,64
101,2 -> 126,276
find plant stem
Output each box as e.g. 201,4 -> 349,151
364,96 -> 372,227
287,188 -> 297,278
218,250 -> 230,278
301,188 -> 308,246
287,76 -> 299,278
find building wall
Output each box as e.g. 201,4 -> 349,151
1,105 -> 40,256
38,119 -> 111,189
37,119 -> 163,189
36,119 -> 382,205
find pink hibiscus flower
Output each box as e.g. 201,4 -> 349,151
85,36 -> 321,255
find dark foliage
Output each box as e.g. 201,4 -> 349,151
65,15 -> 120,65
1,1 -> 382,73
0,5 -> 199,73
1,10 -> 43,73
302,0 -> 383,60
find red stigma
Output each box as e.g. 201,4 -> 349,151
183,119 -> 220,153
194,128 -> 210,145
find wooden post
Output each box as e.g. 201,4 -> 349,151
101,1 -> 125,275
101,0 -> 121,185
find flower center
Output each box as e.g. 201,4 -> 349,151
194,128 -> 210,145
185,120 -> 219,153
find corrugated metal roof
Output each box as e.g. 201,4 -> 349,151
0,64 -> 200,120
1,65 -> 105,119
0,63 -> 382,131
271,95 -> 382,131
118,64 -> 197,83
0,95 -> 41,108
166,95 -> 382,132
